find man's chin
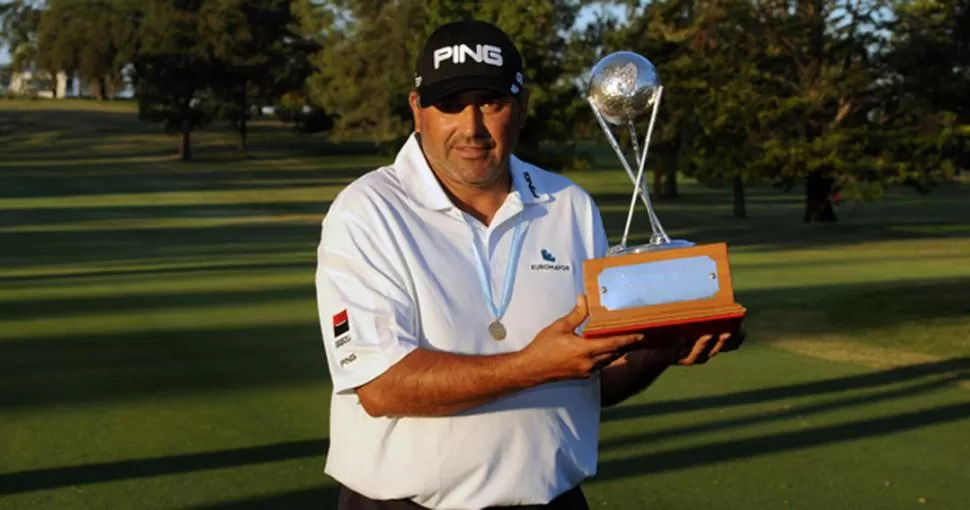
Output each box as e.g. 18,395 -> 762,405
459,169 -> 505,189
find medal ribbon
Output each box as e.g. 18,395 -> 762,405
467,217 -> 527,326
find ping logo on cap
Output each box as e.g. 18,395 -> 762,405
433,44 -> 503,69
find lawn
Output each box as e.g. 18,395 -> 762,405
1,99 -> 968,509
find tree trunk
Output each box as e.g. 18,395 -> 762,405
179,123 -> 192,161
663,166 -> 679,199
733,175 -> 746,219
48,67 -> 58,97
662,133 -> 681,199
106,75 -> 116,100
238,82 -> 248,154
238,122 -> 248,154
803,170 -> 837,223
652,167 -> 663,200
95,77 -> 106,101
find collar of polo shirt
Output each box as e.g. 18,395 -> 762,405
396,133 -> 551,213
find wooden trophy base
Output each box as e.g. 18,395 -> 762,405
581,242 -> 746,351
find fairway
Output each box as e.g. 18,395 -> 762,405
1,101 -> 968,509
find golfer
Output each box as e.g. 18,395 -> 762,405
316,19 -> 732,510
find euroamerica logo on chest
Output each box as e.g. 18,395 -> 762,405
530,262 -> 571,272
530,249 -> 571,272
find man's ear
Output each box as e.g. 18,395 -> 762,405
408,90 -> 422,133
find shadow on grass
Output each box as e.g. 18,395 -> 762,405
0,257 -> 314,285
602,357 -> 970,423
736,276 -> 970,335
0,439 -> 330,496
594,359 -> 970,483
595,183 -> 970,250
0,323 -> 329,410
0,219 -> 325,272
0,160 -> 369,200
599,370 -> 966,452
595,400 -> 970,483
0,147 -> 178,163
0,282 -> 314,321
0,106 -> 381,165
1,276 -> 967,411
599,207 -> 970,251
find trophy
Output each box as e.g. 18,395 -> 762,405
581,51 -> 747,352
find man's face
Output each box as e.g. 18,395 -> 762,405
409,88 -> 527,189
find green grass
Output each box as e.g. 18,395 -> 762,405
1,99 -> 968,509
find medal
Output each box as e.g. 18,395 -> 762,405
467,215 -> 527,341
488,320 -> 507,341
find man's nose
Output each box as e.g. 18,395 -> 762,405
456,103 -> 488,138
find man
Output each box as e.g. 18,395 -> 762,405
315,19 -> 734,510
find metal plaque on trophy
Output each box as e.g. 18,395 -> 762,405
581,51 -> 747,352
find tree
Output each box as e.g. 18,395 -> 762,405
130,0 -> 214,161
0,0 -> 42,73
306,0 -> 597,163
753,0 -> 891,223
306,0 -> 424,144
33,1 -> 79,96
681,1 -> 788,219
608,0 -> 786,218
198,0 -> 322,154
0,63 -> 11,89
875,0 -> 969,189
34,0 -> 137,100
604,0 -> 694,201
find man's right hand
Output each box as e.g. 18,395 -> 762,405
520,294 -> 645,382
354,294 -> 644,418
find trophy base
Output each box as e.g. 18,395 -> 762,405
606,238 -> 695,256
581,242 -> 747,352
583,306 -> 747,353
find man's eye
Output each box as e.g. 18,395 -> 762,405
480,100 -> 509,113
435,101 -> 465,114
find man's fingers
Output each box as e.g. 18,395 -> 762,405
592,352 -> 628,372
707,332 -> 732,358
556,294 -> 589,332
606,354 -> 629,368
588,333 -> 644,355
677,334 -> 713,365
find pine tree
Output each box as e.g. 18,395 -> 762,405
129,0 -> 214,161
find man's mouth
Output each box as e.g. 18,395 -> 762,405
452,145 -> 490,156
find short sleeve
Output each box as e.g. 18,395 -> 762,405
315,203 -> 419,394
588,198 -> 610,259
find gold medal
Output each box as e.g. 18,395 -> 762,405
488,320 -> 507,341
466,215 -> 527,343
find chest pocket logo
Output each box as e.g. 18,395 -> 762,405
531,249 -> 571,272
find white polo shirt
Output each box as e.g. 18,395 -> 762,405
315,133 -> 609,509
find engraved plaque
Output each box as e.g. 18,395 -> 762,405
598,256 -> 719,311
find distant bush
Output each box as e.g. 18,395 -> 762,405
273,92 -> 334,134
294,108 -> 334,134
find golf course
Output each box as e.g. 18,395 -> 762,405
1,99 -> 968,509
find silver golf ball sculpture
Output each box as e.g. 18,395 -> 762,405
586,51 -> 693,255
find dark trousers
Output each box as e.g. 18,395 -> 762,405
338,484 -> 589,510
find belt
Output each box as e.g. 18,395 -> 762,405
337,484 -> 589,510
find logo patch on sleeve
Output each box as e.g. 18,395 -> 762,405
332,309 -> 350,338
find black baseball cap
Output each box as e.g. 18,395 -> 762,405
414,20 -> 525,108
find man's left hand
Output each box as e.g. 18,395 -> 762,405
676,332 -> 733,366
601,331 -> 734,370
